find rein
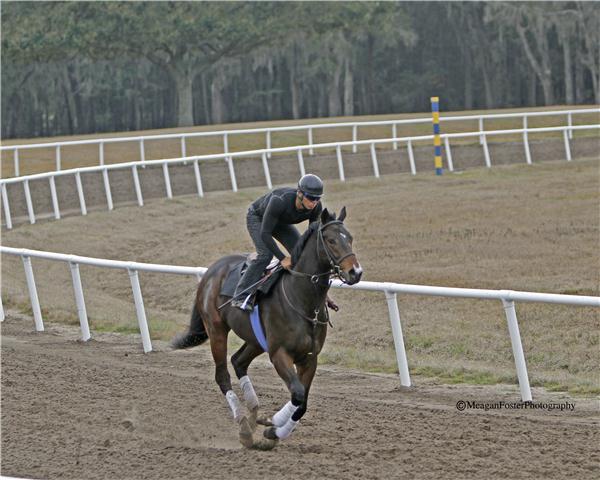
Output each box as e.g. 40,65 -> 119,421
282,219 -> 356,328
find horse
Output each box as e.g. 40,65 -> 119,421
172,206 -> 362,449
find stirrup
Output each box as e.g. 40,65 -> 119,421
232,294 -> 254,312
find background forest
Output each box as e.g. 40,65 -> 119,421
1,1 -> 599,139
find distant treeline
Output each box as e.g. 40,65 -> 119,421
2,1 -> 598,139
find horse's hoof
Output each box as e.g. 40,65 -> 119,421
252,437 -> 278,451
256,416 -> 274,427
263,426 -> 278,440
239,417 -> 254,449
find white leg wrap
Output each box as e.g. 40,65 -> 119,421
275,418 -> 299,440
239,375 -> 259,410
272,401 -> 298,428
225,390 -> 243,423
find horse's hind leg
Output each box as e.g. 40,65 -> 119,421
209,327 -> 254,448
231,342 -> 263,430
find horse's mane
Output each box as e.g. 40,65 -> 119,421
291,221 -> 320,266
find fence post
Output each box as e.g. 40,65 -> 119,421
563,130 -> 572,162
14,149 -> 20,177
23,180 -> 35,224
523,116 -> 532,165
49,176 -> 61,219
0,295 -> 4,322
75,171 -> 87,215
266,130 -> 272,159
444,137 -> 454,172
162,163 -> 173,199
352,125 -> 358,153
501,299 -> 532,402
482,134 -> 491,168
407,140 -> 416,175
392,123 -> 398,150
139,139 -> 146,164
336,145 -> 345,181
384,291 -> 411,387
568,112 -> 573,140
1,183 -> 12,230
180,136 -> 187,158
297,149 -> 306,177
223,133 -> 229,158
308,128 -> 314,155
56,145 -> 62,171
370,143 -> 380,178
478,117 -> 484,145
261,153 -> 273,190
22,255 -> 44,332
69,262 -> 91,341
193,159 -> 204,197
131,165 -> 144,206
128,268 -> 152,353
226,158 -> 238,192
102,169 -> 114,211
99,142 -> 105,166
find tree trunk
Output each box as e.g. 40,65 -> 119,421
288,45 -> 301,119
211,66 -> 227,124
173,65 -> 194,127
560,32 -> 574,105
516,22 -> 554,105
62,66 -> 78,133
328,59 -> 343,117
464,46 -> 473,110
343,57 -> 354,116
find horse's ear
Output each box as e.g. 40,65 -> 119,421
338,206 -> 347,222
321,208 -> 331,224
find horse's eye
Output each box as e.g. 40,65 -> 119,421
327,238 -> 336,245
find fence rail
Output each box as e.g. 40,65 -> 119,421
2,123 -> 598,230
2,245 -> 599,401
1,107 -> 598,176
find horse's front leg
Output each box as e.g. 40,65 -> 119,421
264,349 -> 316,440
231,342 -> 263,430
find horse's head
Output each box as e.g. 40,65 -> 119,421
318,207 -> 363,285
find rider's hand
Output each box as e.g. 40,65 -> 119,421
326,296 -> 340,312
280,256 -> 293,270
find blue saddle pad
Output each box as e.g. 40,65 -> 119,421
250,305 -> 268,352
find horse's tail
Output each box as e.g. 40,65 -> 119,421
172,301 -> 209,349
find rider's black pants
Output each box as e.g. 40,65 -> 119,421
233,208 -> 300,299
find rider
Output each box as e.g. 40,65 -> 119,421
232,174 -> 338,312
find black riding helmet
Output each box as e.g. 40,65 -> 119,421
298,174 -> 323,199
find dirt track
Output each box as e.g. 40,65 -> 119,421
2,135 -> 599,479
2,313 -> 599,480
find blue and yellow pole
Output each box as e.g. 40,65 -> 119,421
431,96 -> 443,176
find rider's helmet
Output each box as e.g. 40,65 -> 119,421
298,174 -> 323,200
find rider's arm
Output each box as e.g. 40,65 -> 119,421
260,197 -> 286,260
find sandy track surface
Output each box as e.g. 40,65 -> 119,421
2,312 -> 598,480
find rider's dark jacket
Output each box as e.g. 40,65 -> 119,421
250,187 -> 322,260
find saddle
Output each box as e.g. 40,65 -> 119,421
219,253 -> 282,300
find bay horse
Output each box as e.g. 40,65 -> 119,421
172,207 -> 362,449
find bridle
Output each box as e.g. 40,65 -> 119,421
287,219 -> 356,285
281,219 -> 357,331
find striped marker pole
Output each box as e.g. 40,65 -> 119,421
431,97 -> 443,175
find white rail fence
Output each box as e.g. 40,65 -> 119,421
1,108 -> 598,177
2,246 -> 599,401
2,124 -> 598,230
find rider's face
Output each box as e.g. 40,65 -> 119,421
301,194 -> 320,210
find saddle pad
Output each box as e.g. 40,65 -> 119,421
250,305 -> 268,352
220,259 -> 283,298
